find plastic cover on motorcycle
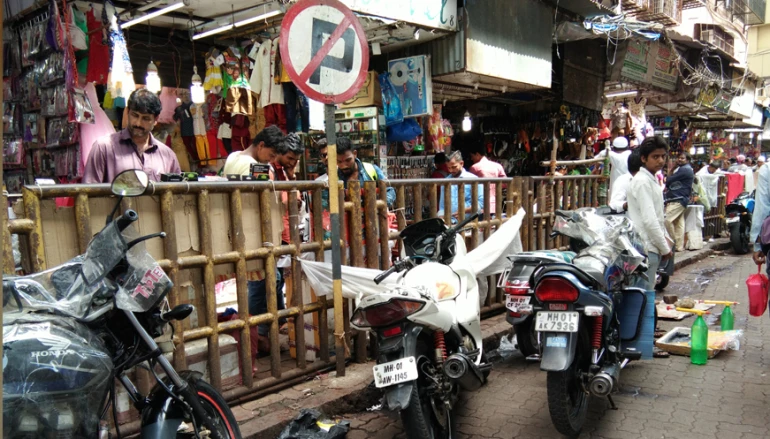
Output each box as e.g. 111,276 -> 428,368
2,222 -> 172,317
301,209 -> 525,300
3,313 -> 113,438
553,208 -> 646,287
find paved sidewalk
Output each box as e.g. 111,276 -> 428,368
340,249 -> 768,439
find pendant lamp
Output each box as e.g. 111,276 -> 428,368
190,66 -> 205,104
146,60 -> 161,93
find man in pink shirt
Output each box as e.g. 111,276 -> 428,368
84,89 -> 181,183
469,145 -> 507,214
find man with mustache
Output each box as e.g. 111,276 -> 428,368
84,89 -> 181,183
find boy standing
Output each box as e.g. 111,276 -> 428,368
627,136 -> 673,290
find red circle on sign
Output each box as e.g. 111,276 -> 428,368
279,0 -> 370,105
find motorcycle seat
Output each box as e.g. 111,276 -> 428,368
532,262 -> 603,291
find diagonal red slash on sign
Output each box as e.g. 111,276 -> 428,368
297,15 -> 352,85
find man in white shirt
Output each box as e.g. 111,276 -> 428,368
596,136 -> 632,193
222,126 -> 283,176
609,150 -> 641,212
627,136 -> 673,290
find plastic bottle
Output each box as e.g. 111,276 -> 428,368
690,313 -> 709,365
720,305 -> 734,331
677,307 -> 709,365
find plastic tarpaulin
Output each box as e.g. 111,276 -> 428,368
301,209 -> 525,300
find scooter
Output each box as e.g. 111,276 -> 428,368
350,213 -> 491,439
532,208 -> 650,436
3,170 -> 241,439
726,191 -> 755,255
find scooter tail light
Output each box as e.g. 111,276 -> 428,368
351,299 -> 424,328
535,277 -> 579,303
503,280 -> 530,295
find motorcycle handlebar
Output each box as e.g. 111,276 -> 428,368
115,210 -> 139,232
444,212 -> 481,237
374,265 -> 398,285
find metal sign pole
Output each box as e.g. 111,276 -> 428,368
325,103 -> 346,376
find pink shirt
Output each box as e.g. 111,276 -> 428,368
470,156 -> 506,214
83,129 -> 181,183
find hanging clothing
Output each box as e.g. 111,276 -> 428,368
628,98 -> 647,142
170,125 -> 192,172
249,38 -> 284,108
283,82 -> 309,133
264,104 -> 287,133
105,13 -> 134,105
203,56 -> 224,92
85,7 -> 109,84
174,102 -> 195,137
726,173 -> 745,204
192,103 -> 209,136
79,83 -> 115,176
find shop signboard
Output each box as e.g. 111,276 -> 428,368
339,0 -> 457,31
387,55 -> 433,118
650,42 -> 678,92
620,40 -> 678,92
280,0 -> 370,104
696,85 -> 732,114
621,40 -> 650,83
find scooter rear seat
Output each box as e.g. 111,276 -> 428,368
532,262 -> 604,290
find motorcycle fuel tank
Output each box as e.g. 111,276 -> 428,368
3,315 -> 113,438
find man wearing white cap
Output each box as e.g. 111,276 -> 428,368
597,136 -> 633,199
755,156 -> 765,185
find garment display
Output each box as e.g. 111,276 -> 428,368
628,97 -> 647,142
203,56 -> 224,92
157,88 -> 179,124
105,12 -> 134,105
249,38 -> 284,108
174,102 -> 195,137
85,7 -> 109,84
170,125 -> 192,171
78,83 -> 115,176
611,105 -> 629,131
264,104 -> 287,133
283,82 -> 309,133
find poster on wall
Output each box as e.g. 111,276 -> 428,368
696,85 -> 731,114
387,55 -> 433,118
621,40 -> 650,83
651,43 -> 678,92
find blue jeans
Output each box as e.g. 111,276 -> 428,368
248,269 -> 286,336
283,83 -> 309,133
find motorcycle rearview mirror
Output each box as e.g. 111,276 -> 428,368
107,170 -> 149,226
112,169 -> 149,197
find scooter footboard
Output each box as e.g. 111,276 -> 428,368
539,332 -> 578,372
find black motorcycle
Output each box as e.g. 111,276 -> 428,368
726,191 -> 755,255
533,209 -> 650,436
3,170 -> 241,439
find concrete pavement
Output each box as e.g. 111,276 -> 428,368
339,250 -> 768,439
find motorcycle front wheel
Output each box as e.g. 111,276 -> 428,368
177,380 -> 242,439
730,222 -> 750,255
546,326 -> 590,437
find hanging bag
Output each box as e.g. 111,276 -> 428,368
378,72 -> 403,126
746,266 -> 769,317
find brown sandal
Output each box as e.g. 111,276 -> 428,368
653,348 -> 670,358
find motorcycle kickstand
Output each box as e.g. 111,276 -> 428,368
607,394 -> 618,410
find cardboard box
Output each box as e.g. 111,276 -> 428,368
338,71 -> 382,109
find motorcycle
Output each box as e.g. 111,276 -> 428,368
349,213 -> 491,439
532,208 -> 650,436
726,191 -> 755,255
499,251 -> 575,358
3,170 -> 241,439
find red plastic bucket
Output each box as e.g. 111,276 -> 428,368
746,266 -> 769,317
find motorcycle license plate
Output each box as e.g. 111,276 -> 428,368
373,357 -> 419,388
535,312 -> 579,333
726,217 -> 740,224
505,295 -> 531,312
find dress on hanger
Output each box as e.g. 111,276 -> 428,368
105,12 -> 134,107
85,6 -> 109,84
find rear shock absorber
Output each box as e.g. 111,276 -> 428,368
434,331 -> 447,363
592,315 -> 603,349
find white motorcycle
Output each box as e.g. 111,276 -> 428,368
301,209 -> 526,439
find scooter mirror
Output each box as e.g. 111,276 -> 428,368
112,170 -> 149,197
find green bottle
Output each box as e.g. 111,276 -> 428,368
691,314 -> 708,365
721,305 -> 734,331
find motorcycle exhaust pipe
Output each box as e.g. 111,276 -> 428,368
588,363 -> 620,397
443,352 -> 485,391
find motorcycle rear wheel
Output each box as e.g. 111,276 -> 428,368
729,222 -> 750,255
546,327 -> 590,437
514,318 -> 539,358
177,380 -> 242,439
400,343 -> 456,439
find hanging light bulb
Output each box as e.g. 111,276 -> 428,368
462,111 -> 471,132
145,60 -> 161,93
729,133 -> 735,140
190,66 -> 205,104
706,132 -> 713,140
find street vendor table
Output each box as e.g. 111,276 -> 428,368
684,205 -> 705,250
